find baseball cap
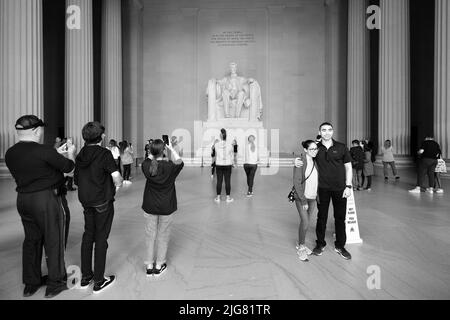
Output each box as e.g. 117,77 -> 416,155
15,115 -> 46,130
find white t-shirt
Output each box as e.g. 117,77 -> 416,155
214,140 -> 233,166
245,144 -> 258,165
109,146 -> 120,160
304,159 -> 318,199
382,146 -> 395,162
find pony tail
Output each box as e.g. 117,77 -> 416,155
149,158 -> 159,177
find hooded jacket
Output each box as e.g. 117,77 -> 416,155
141,158 -> 184,215
74,145 -> 118,207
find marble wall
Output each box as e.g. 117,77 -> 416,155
139,0 -> 331,155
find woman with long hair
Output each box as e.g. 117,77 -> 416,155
243,135 -> 258,197
120,141 -> 134,185
214,128 -> 234,203
293,140 -> 319,262
141,139 -> 184,277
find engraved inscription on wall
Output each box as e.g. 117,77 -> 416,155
210,31 -> 256,46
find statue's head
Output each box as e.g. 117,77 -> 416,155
229,62 -> 237,74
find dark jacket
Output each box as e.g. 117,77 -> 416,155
74,145 -> 117,207
141,159 -> 184,215
293,153 -> 318,205
350,146 -> 365,170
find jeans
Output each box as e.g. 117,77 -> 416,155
243,164 -> 257,192
365,176 -> 372,189
81,201 -> 115,283
123,164 -> 131,180
295,199 -> 316,245
352,168 -> 363,188
417,158 -> 438,189
383,161 -> 398,177
17,190 -> 69,290
216,165 -> 232,196
211,162 -> 216,175
144,213 -> 173,267
316,188 -> 347,249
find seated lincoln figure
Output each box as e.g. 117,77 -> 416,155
206,62 -> 263,121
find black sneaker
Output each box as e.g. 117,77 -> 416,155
312,245 -> 325,256
79,276 -> 93,289
146,265 -> 154,277
153,264 -> 167,277
44,285 -> 68,298
23,284 -> 40,297
93,275 -> 116,294
335,247 -> 352,260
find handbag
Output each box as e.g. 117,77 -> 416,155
435,158 -> 447,173
288,160 -> 315,203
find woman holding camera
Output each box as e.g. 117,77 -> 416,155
141,139 -> 184,277
293,140 -> 319,262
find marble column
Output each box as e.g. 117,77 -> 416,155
324,0 -> 348,143
378,0 -> 411,158
123,0 -> 144,157
434,0 -> 450,162
347,0 -> 370,146
0,0 -> 43,176
65,0 -> 94,149
101,0 -> 123,142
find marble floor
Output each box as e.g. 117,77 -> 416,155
0,166 -> 449,300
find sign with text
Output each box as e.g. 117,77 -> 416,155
345,189 -> 363,244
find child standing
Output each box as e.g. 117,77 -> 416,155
362,141 -> 374,191
349,139 -> 364,191
381,140 -> 400,180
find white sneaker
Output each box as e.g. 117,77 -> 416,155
408,187 -> 421,193
435,188 -> 444,194
210,175 -> 214,179
214,196 -> 221,203
297,247 -> 308,262
226,196 -> 234,203
127,180 -> 132,185
296,243 -> 312,256
426,188 -> 434,194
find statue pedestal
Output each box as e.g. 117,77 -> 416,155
197,119 -> 268,166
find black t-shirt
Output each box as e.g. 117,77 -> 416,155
315,140 -> 353,191
141,159 -> 184,215
74,145 -> 118,207
420,140 -> 441,160
5,141 -> 74,193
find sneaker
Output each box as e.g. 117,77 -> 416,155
210,175 -> 214,179
335,247 -> 352,260
23,284 -> 41,297
408,187 -> 422,193
435,188 -> 444,194
384,177 -> 388,180
295,243 -> 312,255
146,264 -> 154,277
246,191 -> 253,197
93,275 -> 116,294
44,285 -> 68,298
226,196 -> 234,203
153,264 -> 167,277
395,176 -> 400,180
426,188 -> 434,194
312,245 -> 325,256
214,196 -> 221,203
79,276 -> 93,289
364,187 -> 371,191
297,247 -> 309,262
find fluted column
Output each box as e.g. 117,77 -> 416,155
378,0 -> 410,157
434,0 -> 450,161
101,0 -> 123,142
65,0 -> 94,149
0,0 -> 43,175
347,0 -> 370,145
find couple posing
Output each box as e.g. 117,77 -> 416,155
293,122 -> 353,261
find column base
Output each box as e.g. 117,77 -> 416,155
0,159 -> 12,179
374,155 -> 416,168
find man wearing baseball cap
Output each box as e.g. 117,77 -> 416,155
5,115 -> 75,298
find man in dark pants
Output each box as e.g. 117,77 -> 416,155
5,115 -> 75,298
74,122 -> 123,294
295,122 -> 353,259
409,135 -> 442,194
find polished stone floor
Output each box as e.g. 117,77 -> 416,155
0,166 -> 449,300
